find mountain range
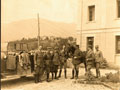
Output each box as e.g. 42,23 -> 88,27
1,18 -> 77,43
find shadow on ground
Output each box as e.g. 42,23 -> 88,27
1,77 -> 35,89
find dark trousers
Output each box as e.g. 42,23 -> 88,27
59,62 -> 67,78
45,65 -> 50,81
95,62 -> 100,77
71,64 -> 79,79
86,60 -> 93,73
34,66 -> 44,83
53,65 -> 59,79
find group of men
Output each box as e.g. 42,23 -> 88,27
33,44 -> 103,83
34,45 -> 68,83
85,45 -> 103,78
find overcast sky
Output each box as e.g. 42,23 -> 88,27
2,0 -> 78,24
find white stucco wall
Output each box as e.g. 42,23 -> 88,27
76,0 -> 120,65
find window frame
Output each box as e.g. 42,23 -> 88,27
116,35 -> 120,54
117,0 -> 120,18
86,37 -> 94,50
88,5 -> 95,21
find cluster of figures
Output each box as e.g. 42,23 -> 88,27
25,44 -> 103,83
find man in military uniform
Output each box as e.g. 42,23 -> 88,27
71,45 -> 82,79
43,47 -> 52,82
34,46 -> 44,83
86,46 -> 94,75
58,45 -> 68,79
95,45 -> 103,78
49,49 -> 55,80
53,47 -> 60,79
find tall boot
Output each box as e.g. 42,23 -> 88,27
96,69 -> 98,78
98,70 -> 101,78
70,69 -> 74,79
52,73 -> 54,80
46,73 -> 50,82
55,72 -> 59,80
58,69 -> 62,78
38,74 -> 42,83
64,69 -> 67,79
36,74 -> 39,83
34,74 -> 37,83
75,70 -> 79,79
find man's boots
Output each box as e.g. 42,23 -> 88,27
55,72 -> 59,80
35,74 -> 40,83
98,71 -> 101,77
96,70 -> 98,78
34,74 -> 38,83
70,69 -> 74,79
58,69 -> 62,78
46,73 -> 50,82
38,74 -> 42,83
96,70 -> 100,78
64,70 -> 67,79
52,73 -> 54,80
75,70 -> 79,79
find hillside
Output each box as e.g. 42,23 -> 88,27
1,19 -> 76,42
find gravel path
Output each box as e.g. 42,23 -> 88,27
2,68 -> 117,90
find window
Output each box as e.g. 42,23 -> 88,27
117,0 -> 120,18
88,5 -> 95,21
116,36 -> 120,54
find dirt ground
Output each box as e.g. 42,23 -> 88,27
1,68 -> 119,90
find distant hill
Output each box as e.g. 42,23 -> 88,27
1,19 -> 76,42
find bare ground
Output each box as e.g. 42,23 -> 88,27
1,68 -> 118,90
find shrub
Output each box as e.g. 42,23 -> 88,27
100,58 -> 108,68
100,71 -> 120,83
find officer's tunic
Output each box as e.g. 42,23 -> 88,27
72,49 -> 82,65
53,52 -> 60,72
53,52 -> 60,65
95,50 -> 103,63
43,52 -> 52,73
60,50 -> 67,69
34,50 -> 44,74
86,49 -> 94,70
95,50 -> 103,73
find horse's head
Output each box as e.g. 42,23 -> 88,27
64,44 -> 76,58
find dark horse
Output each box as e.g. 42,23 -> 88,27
65,44 -> 87,72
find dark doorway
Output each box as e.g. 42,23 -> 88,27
87,37 -> 94,50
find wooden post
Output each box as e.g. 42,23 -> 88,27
80,0 -> 83,47
37,13 -> 40,47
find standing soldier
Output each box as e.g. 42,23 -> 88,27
86,46 -> 94,75
71,45 -> 82,79
34,46 -> 44,83
49,49 -> 54,80
43,47 -> 52,82
58,45 -> 68,79
53,47 -> 60,79
95,45 -> 103,78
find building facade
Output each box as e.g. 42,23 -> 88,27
76,0 -> 120,66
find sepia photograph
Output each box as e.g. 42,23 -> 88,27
1,0 -> 120,90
